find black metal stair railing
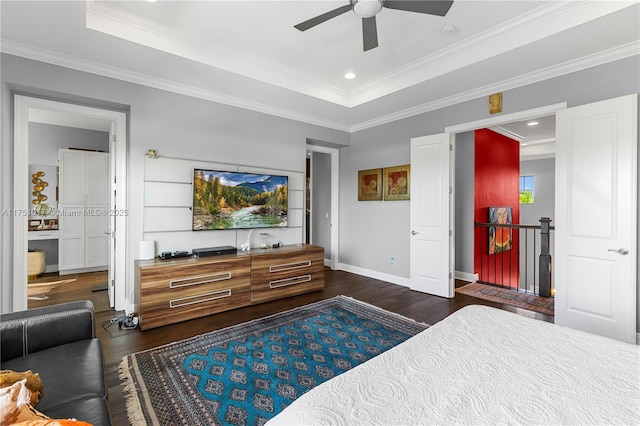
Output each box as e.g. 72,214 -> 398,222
474,217 -> 554,298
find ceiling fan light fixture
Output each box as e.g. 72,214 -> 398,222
351,0 -> 383,18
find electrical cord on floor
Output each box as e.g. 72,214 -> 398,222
102,313 -> 139,331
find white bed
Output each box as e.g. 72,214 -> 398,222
268,305 -> 640,425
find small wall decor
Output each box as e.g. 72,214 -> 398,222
489,92 -> 502,114
31,171 -> 48,205
383,164 -> 410,201
488,206 -> 512,254
145,148 -> 159,159
358,168 -> 382,201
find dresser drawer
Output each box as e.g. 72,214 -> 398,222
250,247 -> 324,304
137,256 -> 251,330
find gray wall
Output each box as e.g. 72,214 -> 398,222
29,123 -> 109,165
342,56 -> 639,282
2,52 -> 639,331
520,158 -> 555,226
1,53 -> 350,314
454,131 -> 475,277
311,151 -> 331,260
340,56 -> 639,329
519,158 -> 556,291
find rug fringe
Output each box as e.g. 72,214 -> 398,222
335,295 -> 430,327
119,357 -> 152,426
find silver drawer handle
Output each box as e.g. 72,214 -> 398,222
608,248 -> 629,256
170,272 -> 232,288
169,289 -> 231,308
269,261 -> 311,273
269,275 -> 312,289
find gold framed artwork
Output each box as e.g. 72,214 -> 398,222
489,92 -> 502,114
383,164 -> 410,201
358,168 -> 382,201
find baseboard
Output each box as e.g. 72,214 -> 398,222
337,263 -> 411,288
59,266 -> 108,275
337,265 -> 640,345
44,264 -> 59,274
324,258 -> 331,267
454,271 -> 478,283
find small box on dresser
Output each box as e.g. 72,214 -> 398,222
250,244 -> 325,304
134,253 -> 251,330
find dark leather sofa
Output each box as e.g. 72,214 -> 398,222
0,300 -> 112,425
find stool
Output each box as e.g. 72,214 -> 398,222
28,249 -> 46,280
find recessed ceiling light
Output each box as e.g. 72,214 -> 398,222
344,72 -> 356,80
441,25 -> 456,35
527,121 -> 539,126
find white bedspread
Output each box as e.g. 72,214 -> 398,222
268,305 -> 640,425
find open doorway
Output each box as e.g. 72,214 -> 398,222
453,115 -> 556,292
27,124 -> 111,312
444,105 -> 565,297
13,95 -> 128,313
305,144 -> 339,269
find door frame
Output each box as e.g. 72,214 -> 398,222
305,144 -> 339,270
436,103 -> 567,298
13,95 -> 128,311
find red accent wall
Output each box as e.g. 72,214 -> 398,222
474,129 -> 520,288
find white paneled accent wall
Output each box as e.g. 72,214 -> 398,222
142,156 -> 304,256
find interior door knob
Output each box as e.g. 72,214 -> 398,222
411,230 -> 420,235
608,248 -> 629,255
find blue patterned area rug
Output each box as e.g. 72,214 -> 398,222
120,296 -> 428,426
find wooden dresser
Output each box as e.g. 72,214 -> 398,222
134,244 -> 324,330
249,244 -> 325,304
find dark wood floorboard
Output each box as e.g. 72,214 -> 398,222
36,268 -> 554,425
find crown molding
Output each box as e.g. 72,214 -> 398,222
349,41 -> 640,132
85,0 -> 352,107
349,1 -> 635,106
2,38 -> 637,134
86,0 -> 633,109
0,39 -> 352,132
490,126 -> 524,142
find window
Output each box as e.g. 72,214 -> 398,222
520,175 -> 535,204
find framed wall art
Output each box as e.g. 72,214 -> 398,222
358,168 -> 382,201
383,164 -> 410,201
488,206 -> 512,254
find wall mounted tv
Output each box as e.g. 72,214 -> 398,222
193,169 -> 288,231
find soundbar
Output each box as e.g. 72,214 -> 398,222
192,246 -> 238,258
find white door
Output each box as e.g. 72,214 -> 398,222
58,204 -> 85,270
58,150 -> 85,272
85,152 -> 110,270
108,123 -> 116,307
555,94 -> 637,343
410,133 -> 453,298
58,150 -> 85,204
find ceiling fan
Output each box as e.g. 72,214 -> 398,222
294,0 -> 454,51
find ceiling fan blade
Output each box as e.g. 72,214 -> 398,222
294,4 -> 353,31
362,16 -> 378,51
383,0 -> 454,16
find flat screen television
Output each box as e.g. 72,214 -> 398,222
193,169 -> 288,231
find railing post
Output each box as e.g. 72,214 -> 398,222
539,217 -> 552,297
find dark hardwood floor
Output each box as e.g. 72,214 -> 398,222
35,268 -> 554,425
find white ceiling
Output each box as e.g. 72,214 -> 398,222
1,0 -> 638,140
